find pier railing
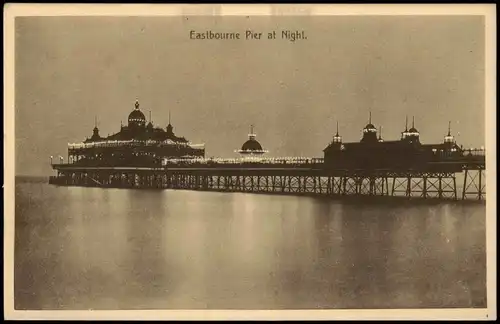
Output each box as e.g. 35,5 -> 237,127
51,152 -> 485,171
68,139 -> 205,150
162,156 -> 325,168
463,148 -> 486,156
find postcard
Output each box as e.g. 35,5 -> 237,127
3,3 -> 496,321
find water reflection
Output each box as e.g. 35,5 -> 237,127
15,180 -> 486,310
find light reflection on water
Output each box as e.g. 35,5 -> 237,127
15,178 -> 486,310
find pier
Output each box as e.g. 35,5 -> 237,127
49,149 -> 485,201
48,101 -> 486,201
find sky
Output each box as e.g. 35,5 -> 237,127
15,15 -> 485,176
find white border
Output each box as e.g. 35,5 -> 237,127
3,3 -> 497,321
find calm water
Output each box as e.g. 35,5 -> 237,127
14,176 -> 486,310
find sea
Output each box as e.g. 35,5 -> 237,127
14,176 -> 487,310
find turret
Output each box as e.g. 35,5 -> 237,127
333,121 -> 342,144
444,121 -> 454,144
86,116 -> 103,142
92,116 -> 100,137
146,111 -> 154,131
361,111 -> 378,143
405,116 -> 421,145
166,110 -> 174,135
401,115 -> 410,140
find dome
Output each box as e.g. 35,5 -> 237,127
237,125 -> 267,155
241,139 -> 263,152
128,109 -> 146,122
408,127 -> 419,133
128,100 -> 146,129
363,123 -> 377,134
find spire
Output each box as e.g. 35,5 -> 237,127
92,116 -> 100,138
412,116 -> 415,128
369,110 -> 372,124
378,125 -> 384,142
248,124 -> 256,140
333,121 -> 342,144
405,115 -> 408,131
166,111 -> 173,133
444,120 -> 454,144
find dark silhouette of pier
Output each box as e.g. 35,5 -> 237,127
49,148 -> 485,201
48,101 -> 486,201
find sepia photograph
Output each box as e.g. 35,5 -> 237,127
4,4 -> 496,321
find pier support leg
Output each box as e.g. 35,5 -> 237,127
453,176 -> 457,200
438,176 -> 443,199
462,169 -> 468,200
478,169 -> 483,200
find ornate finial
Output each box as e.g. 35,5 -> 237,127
250,124 -> 254,134
135,100 -> 140,110
405,115 -> 408,131
336,121 -> 339,136
448,121 -> 451,136
369,110 -> 372,124
412,116 -> 415,128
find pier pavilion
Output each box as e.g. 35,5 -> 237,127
66,100 -> 205,167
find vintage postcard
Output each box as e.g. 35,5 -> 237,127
3,3 -> 496,321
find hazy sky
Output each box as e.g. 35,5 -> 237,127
15,16 -> 485,176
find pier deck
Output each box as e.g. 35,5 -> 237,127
50,154 -> 486,201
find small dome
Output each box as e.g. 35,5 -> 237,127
363,123 -> 377,135
241,139 -> 263,152
238,125 -> 267,155
408,127 -> 419,133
